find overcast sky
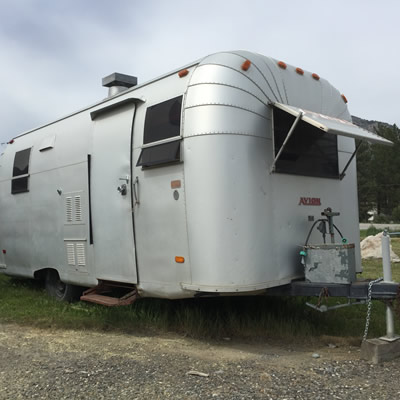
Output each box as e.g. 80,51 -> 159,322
1,0 -> 399,147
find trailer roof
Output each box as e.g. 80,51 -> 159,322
12,59 -> 201,140
10,50 -> 391,147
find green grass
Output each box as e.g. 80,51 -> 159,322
360,226 -> 400,240
0,237 -> 399,342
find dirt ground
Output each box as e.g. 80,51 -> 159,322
0,323 -> 400,399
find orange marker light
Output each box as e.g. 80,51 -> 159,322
175,256 -> 185,263
178,69 -> 189,78
277,61 -> 287,70
171,180 -> 181,189
241,60 -> 251,71
312,73 -> 320,81
296,67 -> 304,75
341,94 -> 348,103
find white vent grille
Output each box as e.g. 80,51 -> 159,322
65,197 -> 73,223
64,241 -> 87,272
74,195 -> 82,222
66,243 -> 76,265
76,243 -> 86,266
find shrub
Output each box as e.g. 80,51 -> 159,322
365,225 -> 381,237
373,214 -> 391,224
391,205 -> 400,223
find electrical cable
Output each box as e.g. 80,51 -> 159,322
333,224 -> 344,239
304,219 -> 326,246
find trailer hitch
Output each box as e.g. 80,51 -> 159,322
306,286 -> 365,312
306,298 -> 366,313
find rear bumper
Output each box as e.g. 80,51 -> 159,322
266,280 -> 399,300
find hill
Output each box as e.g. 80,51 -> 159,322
351,115 -> 392,132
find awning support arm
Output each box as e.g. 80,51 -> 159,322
339,141 -> 363,180
270,111 -> 303,173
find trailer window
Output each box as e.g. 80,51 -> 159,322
136,140 -> 180,168
273,108 -> 339,179
12,148 -> 31,194
143,96 -> 182,144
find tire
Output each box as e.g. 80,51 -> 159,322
45,270 -> 82,302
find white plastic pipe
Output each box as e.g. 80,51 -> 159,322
386,305 -> 395,339
382,230 -> 392,282
382,230 -> 395,339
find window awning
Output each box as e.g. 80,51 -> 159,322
272,102 -> 393,146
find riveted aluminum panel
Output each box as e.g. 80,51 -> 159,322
184,105 -> 270,139
132,70 -> 192,299
185,84 -> 269,116
183,137 -> 362,292
189,64 -> 269,103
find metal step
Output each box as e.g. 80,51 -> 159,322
80,281 -> 137,306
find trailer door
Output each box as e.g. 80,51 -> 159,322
90,101 -> 138,283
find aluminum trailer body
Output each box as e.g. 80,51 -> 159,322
0,51 -> 391,300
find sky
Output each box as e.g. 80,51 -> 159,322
0,0 -> 399,147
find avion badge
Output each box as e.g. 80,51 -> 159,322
298,197 -> 321,206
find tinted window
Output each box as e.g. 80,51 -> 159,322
12,177 -> 29,194
12,148 -> 31,194
13,148 -> 31,176
144,96 -> 182,144
273,107 -> 339,179
136,141 -> 180,168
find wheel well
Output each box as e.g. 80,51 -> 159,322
33,268 -> 59,282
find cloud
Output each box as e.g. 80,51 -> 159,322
0,0 -> 399,149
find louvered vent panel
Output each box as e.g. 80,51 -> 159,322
74,195 -> 82,222
66,243 -> 76,265
65,197 -> 73,223
76,243 -> 86,266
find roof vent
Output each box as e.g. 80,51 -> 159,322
102,72 -> 138,97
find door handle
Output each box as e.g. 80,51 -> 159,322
133,176 -> 140,205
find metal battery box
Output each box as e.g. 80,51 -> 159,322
304,244 -> 356,284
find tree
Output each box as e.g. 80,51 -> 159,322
357,124 -> 400,221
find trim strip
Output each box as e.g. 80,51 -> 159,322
90,98 -> 144,120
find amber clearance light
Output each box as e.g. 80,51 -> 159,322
312,73 -> 320,81
178,69 -> 189,78
277,61 -> 287,70
241,60 -> 251,71
175,256 -> 185,263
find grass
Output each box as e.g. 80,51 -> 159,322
360,226 -> 400,240
0,236 -> 400,342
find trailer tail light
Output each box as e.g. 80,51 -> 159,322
341,94 -> 348,103
8,139 -> 14,144
312,73 -> 320,81
241,60 -> 251,71
277,61 -> 287,70
175,256 -> 185,263
296,67 -> 304,75
178,69 -> 189,78
2,250 -> 6,254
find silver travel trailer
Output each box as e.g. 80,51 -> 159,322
0,51 -> 394,305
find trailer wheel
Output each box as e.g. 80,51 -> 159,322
45,270 -> 82,302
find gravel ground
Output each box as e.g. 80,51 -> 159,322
1,323 -> 400,399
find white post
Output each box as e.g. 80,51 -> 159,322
382,230 -> 392,282
381,230 -> 396,340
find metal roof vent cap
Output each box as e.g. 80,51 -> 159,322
102,72 -> 138,97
